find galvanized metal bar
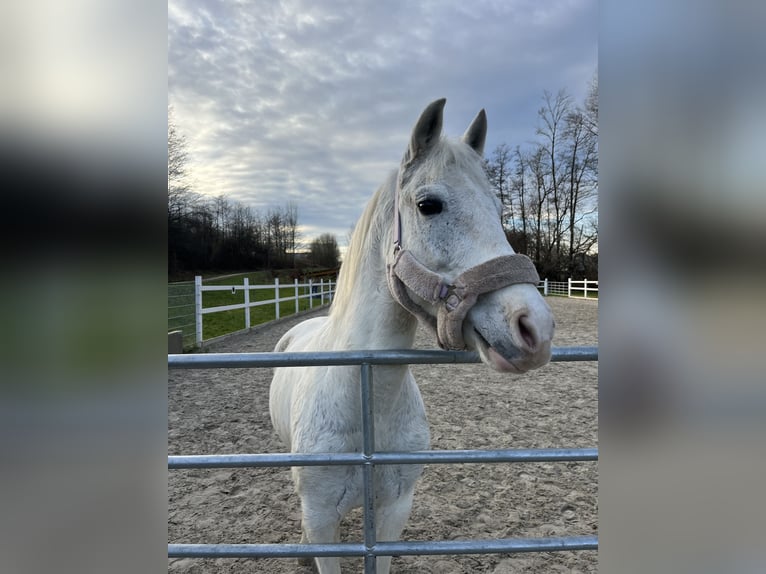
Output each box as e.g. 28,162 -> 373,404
168,447 -> 598,469
169,451 -> 362,468
370,447 -> 598,465
168,346 -> 597,369
169,542 -> 365,558
375,535 -> 599,556
359,362 -> 377,574
169,346 -> 599,564
168,535 -> 598,558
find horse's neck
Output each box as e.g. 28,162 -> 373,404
325,181 -> 418,351
325,251 -> 418,407
328,258 -> 417,350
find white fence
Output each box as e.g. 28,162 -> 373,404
538,279 -> 598,299
170,275 -> 594,349
193,276 -> 336,346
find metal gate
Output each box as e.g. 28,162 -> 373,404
168,347 -> 598,572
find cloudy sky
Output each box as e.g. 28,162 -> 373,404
168,0 -> 597,249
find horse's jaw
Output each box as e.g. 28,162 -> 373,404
464,285 -> 555,374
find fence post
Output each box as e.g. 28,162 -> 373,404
294,278 -> 299,314
194,275 -> 203,346
568,278 -> 572,298
274,277 -> 280,320
544,278 -> 549,296
309,279 -> 313,309
244,278 -> 251,330
584,279 -> 589,299
320,279 -> 325,305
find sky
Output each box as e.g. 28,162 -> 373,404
168,0 -> 597,250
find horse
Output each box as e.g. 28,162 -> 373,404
269,98 -> 555,573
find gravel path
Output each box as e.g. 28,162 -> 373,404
169,297 -> 598,573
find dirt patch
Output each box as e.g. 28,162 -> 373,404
169,297 -> 598,573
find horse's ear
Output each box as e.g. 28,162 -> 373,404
404,98 -> 446,165
462,109 -> 487,157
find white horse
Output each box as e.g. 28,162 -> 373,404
270,98 -> 555,573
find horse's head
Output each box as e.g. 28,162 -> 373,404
387,98 -> 555,373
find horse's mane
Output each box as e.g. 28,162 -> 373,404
329,137 -> 489,318
329,170 -> 396,318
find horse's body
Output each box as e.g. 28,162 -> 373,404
270,99 -> 555,573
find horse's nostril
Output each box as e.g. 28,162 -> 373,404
517,315 -> 537,351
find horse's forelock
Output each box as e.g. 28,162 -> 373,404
402,137 -> 488,190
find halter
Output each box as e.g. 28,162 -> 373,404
386,170 -> 540,351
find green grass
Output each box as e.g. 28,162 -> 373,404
168,271 -> 336,350
201,272 -> 334,342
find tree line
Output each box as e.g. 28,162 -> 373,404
168,110 -> 338,279
485,77 -> 598,280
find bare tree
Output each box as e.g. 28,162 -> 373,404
309,233 -> 340,268
485,143 -> 514,230
508,145 -> 530,253
536,89 -> 572,264
563,104 -> 598,276
168,107 -> 200,222
584,73 -> 598,139
284,201 -> 300,266
526,145 -> 549,268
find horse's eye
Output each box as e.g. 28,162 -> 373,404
416,198 -> 443,216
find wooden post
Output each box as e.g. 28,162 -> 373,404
294,278 -> 299,314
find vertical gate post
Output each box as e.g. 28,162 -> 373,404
309,279 -> 314,309
360,362 -> 377,573
568,278 -> 572,298
294,278 -> 299,314
244,278 -> 251,329
320,279 -> 325,305
194,275 -> 202,346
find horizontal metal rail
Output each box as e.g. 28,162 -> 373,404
169,345 -> 598,566
169,535 -> 598,558
169,447 -> 598,469
168,346 -> 597,367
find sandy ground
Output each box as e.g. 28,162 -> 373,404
169,297 -> 598,573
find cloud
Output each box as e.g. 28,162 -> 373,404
168,0 -> 597,245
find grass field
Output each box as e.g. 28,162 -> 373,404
168,271 -> 336,349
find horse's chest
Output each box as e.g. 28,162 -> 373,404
335,462 -> 424,516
